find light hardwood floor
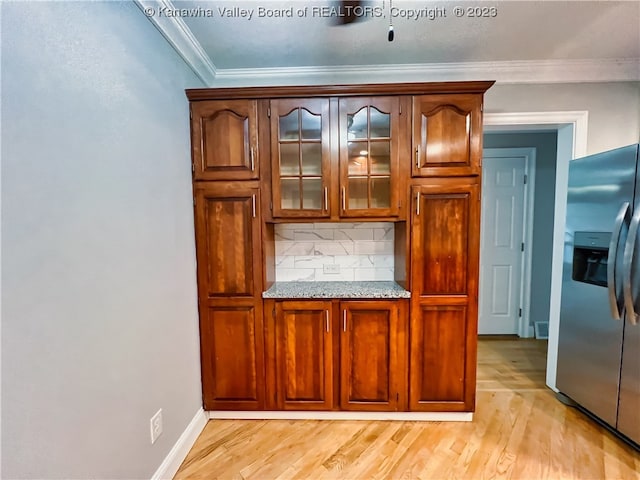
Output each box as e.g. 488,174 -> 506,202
174,337 -> 640,479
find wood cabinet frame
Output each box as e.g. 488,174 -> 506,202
409,179 -> 480,411
337,96 -> 406,218
193,182 -> 266,410
269,98 -> 332,219
265,300 -> 337,410
339,300 -> 408,411
187,81 -> 494,414
190,99 -> 259,181
265,299 -> 409,412
412,94 -> 483,177
187,82 -> 495,101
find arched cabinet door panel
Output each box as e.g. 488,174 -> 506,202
412,94 -> 483,177
270,98 -> 331,218
191,99 -> 259,180
338,97 -> 403,218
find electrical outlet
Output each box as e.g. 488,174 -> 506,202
323,264 -> 340,274
150,409 -> 163,444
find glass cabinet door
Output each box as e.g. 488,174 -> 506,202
339,97 -> 400,217
270,99 -> 331,218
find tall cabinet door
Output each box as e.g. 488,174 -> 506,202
194,183 -> 262,299
200,304 -> 264,410
409,180 -> 480,411
339,301 -> 407,411
191,100 -> 259,181
275,301 -> 333,410
412,94 -> 483,177
338,97 -> 402,218
270,99 -> 332,218
194,183 -> 264,409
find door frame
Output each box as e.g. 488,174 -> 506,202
481,147 -> 536,338
484,111 -> 588,392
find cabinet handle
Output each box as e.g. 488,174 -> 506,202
415,145 -> 420,169
250,147 -> 255,171
416,192 -> 420,216
252,194 -> 256,218
608,202 -> 630,320
341,187 -> 346,211
325,310 -> 330,332
343,310 -> 347,332
623,207 -> 640,325
323,187 -> 328,211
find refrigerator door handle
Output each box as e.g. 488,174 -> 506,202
623,206 -> 640,325
608,202 -> 630,319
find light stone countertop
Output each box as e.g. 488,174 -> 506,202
262,281 -> 411,299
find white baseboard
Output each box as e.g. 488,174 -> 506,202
151,407 -> 208,480
148,405 -> 471,479
208,410 -> 473,422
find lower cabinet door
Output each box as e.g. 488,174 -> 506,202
340,301 -> 406,411
200,302 -> 265,410
409,303 -> 475,411
275,301 -> 333,410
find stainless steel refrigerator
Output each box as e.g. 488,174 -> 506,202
557,143 -> 640,447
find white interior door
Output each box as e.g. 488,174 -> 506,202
479,154 -> 527,334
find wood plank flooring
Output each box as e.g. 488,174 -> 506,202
174,337 -> 640,479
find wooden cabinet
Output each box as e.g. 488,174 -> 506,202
191,100 -> 259,181
408,92 -> 484,412
200,304 -> 264,410
340,301 -> 407,411
187,82 -> 493,414
338,97 -> 405,218
412,94 -> 483,177
194,182 -> 265,409
269,96 -> 408,220
274,301 -> 334,410
269,299 -> 407,411
270,98 -> 331,218
409,179 -> 480,411
194,183 -> 261,298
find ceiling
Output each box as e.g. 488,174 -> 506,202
140,0 -> 640,85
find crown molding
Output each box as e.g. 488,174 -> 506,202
134,0 -> 216,85
211,59 -> 639,87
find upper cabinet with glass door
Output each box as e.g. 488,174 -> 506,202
412,94 -> 483,177
339,97 -> 401,218
190,99 -> 259,181
270,99 -> 331,218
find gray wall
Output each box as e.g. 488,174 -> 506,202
485,82 -> 640,155
2,2 -> 203,478
483,132 -> 559,329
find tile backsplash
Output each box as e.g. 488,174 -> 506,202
275,222 -> 395,282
